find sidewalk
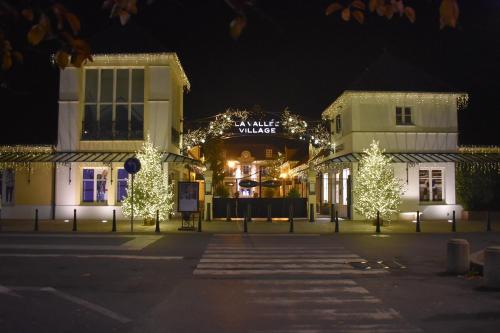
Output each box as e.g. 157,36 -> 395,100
0,216 -> 496,234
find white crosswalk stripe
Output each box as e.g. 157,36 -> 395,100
194,235 -> 421,333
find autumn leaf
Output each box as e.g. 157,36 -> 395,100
440,0 -> 459,29
352,10 -> 364,24
27,24 -> 47,45
70,53 -> 85,67
404,6 -> 416,23
341,7 -> 351,21
351,0 -> 366,11
230,16 -> 247,40
369,0 -> 378,12
119,10 -> 130,25
2,53 -> 12,71
12,51 -> 23,63
55,50 -> 69,69
385,5 -> 395,19
325,3 -> 343,16
65,13 -> 81,34
376,3 -> 386,16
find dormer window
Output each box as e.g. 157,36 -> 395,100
396,106 -> 413,125
82,68 -> 144,140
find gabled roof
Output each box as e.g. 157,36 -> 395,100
348,51 -> 453,93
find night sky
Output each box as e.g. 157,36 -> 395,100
1,0 -> 499,145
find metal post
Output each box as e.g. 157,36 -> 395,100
335,211 -> 339,233
289,204 -> 294,233
416,210 -> 421,233
376,211 -> 381,233
226,202 -> 231,222
487,211 -> 492,232
198,211 -> 202,232
131,173 -> 134,233
247,203 -> 252,223
207,203 -> 211,221
112,209 -> 116,232
243,210 -> 248,233
34,209 -> 39,231
72,209 -> 77,232
267,203 -> 272,222
452,210 -> 456,232
330,203 -> 335,223
309,203 -> 314,222
156,210 -> 160,233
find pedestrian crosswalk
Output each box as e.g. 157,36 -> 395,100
193,235 -> 421,333
194,235 -> 387,277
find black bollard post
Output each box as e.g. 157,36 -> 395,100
156,210 -> 160,233
289,204 -> 294,233
330,203 -> 335,223
207,203 -> 211,221
452,210 -> 456,232
247,204 -> 252,223
112,209 -> 116,232
198,211 -> 202,232
376,211 -> 381,233
243,210 -> 248,233
335,211 -> 339,233
416,210 -> 421,233
267,204 -> 272,222
487,211 -> 492,232
309,203 -> 314,223
72,209 -> 77,232
34,208 -> 39,231
226,202 -> 231,222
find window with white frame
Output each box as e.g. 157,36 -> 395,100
396,106 -> 413,125
342,168 -> 350,205
82,168 -> 109,203
0,169 -> 15,205
265,149 -> 273,159
419,168 -> 443,202
322,173 -> 329,203
116,168 -> 129,203
83,68 -> 144,140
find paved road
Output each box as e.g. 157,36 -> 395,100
1,232 -> 500,332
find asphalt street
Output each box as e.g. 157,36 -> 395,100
1,232 -> 500,333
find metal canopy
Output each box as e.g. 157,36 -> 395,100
0,151 -> 201,165
320,152 -> 500,165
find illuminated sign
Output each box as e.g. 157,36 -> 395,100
234,120 -> 280,134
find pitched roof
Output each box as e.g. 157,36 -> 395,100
347,51 -> 453,93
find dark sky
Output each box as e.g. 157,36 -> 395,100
1,0 -> 499,145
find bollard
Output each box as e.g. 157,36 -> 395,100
72,209 -> 77,232
289,205 -> 294,233
247,204 -> 252,223
243,211 -> 248,233
484,246 -> 500,288
452,210 -> 456,232
335,211 -> 339,233
487,211 -> 492,232
446,238 -> 470,274
156,210 -> 160,233
226,202 -> 231,222
267,204 -> 272,222
112,209 -> 116,232
207,203 -> 211,221
34,208 -> 39,231
416,210 -> 421,233
375,211 -> 381,233
198,211 -> 202,232
309,203 -> 314,223
330,203 -> 335,223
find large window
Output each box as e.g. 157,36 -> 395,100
83,68 -> 144,140
335,172 -> 340,204
265,149 -> 273,159
419,169 -> 443,202
322,173 -> 329,203
342,168 -> 350,205
82,168 -> 109,203
117,169 -> 129,203
0,169 -> 15,205
396,106 -> 413,125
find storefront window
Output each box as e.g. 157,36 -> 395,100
322,173 -> 329,203
335,172 -> 340,204
342,168 -> 350,205
0,169 -> 15,205
419,169 -> 443,202
82,168 -> 109,203
117,169 -> 129,202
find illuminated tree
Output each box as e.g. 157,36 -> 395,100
353,140 -> 405,221
122,136 -> 174,224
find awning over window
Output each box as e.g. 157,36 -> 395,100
0,151 -> 201,165
319,152 -> 500,165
